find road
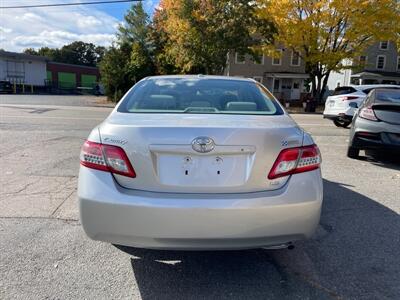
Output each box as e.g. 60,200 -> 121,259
1,95 -> 399,299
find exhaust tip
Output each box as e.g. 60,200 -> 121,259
262,242 -> 295,250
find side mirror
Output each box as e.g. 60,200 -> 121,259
349,102 -> 358,108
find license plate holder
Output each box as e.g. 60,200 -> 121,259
157,154 -> 248,187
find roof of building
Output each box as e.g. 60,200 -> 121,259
352,71 -> 400,78
47,61 -> 99,70
0,50 -> 49,62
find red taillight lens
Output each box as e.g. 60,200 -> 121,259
359,107 -> 378,121
268,144 -> 321,179
341,96 -> 359,101
80,140 -> 136,178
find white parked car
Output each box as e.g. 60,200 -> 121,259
78,75 -> 323,250
323,84 -> 399,127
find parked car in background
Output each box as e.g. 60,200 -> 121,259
0,80 -> 13,94
347,88 -> 400,159
78,75 -> 323,251
323,84 -> 399,127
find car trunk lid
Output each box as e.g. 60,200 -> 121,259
99,113 -> 304,193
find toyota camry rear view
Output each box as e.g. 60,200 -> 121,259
78,75 -> 323,250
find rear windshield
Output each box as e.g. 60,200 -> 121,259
376,90 -> 400,103
363,86 -> 400,94
117,78 -> 283,115
333,86 -> 357,95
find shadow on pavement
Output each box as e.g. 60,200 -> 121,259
360,151 -> 400,171
116,179 -> 400,299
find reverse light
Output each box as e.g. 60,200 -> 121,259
268,144 -> 321,179
80,140 -> 136,178
359,107 -> 378,121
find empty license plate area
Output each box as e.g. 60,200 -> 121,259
157,154 -> 250,187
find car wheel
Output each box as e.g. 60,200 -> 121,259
347,146 -> 360,159
342,121 -> 352,128
333,119 -> 351,128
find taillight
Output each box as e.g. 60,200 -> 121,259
80,140 -> 136,178
268,144 -> 321,179
359,107 -> 378,121
341,96 -> 359,101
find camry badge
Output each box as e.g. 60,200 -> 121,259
192,137 -> 215,153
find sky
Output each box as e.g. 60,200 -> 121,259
0,0 -> 160,52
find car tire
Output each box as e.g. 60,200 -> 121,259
333,119 -> 351,128
347,146 -> 360,159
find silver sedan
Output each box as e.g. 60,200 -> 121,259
78,75 -> 323,250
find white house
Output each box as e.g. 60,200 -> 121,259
0,50 -> 48,86
326,41 -> 400,95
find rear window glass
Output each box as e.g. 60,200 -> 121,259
363,86 -> 400,94
118,78 -> 283,115
333,86 -> 357,95
376,90 -> 400,103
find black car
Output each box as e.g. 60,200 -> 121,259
0,81 -> 13,94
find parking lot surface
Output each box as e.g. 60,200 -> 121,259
1,95 -> 399,299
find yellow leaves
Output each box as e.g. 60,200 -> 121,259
256,0 -> 400,69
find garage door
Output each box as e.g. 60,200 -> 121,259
58,72 -> 76,89
81,74 -> 97,88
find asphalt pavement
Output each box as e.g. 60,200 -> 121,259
0,95 -> 399,299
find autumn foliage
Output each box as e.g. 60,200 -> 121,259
256,0 -> 400,100
100,1 -> 399,101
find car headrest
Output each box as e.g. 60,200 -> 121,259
225,102 -> 257,111
140,95 -> 177,109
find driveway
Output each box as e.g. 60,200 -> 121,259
0,96 -> 399,299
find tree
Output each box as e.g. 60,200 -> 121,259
60,41 -> 105,66
98,45 -> 130,101
99,2 -> 155,101
23,42 -> 105,67
256,0 -> 400,101
154,0 -> 275,74
24,47 -> 59,59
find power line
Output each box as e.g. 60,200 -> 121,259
0,0 -> 140,9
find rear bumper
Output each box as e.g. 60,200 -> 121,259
352,132 -> 400,152
78,167 -> 323,250
350,117 -> 400,152
323,105 -> 356,120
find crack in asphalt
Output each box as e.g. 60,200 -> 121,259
50,189 -> 76,217
0,216 -> 79,222
0,178 -> 42,196
0,177 -> 76,197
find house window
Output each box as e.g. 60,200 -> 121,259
253,54 -> 264,65
379,41 -> 388,50
273,79 -> 280,90
253,76 -> 263,83
291,51 -> 301,66
397,56 -> 400,71
376,55 -> 386,69
272,50 -> 282,66
359,55 -> 367,66
235,53 -> 245,64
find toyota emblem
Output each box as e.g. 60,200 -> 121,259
191,137 -> 215,153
